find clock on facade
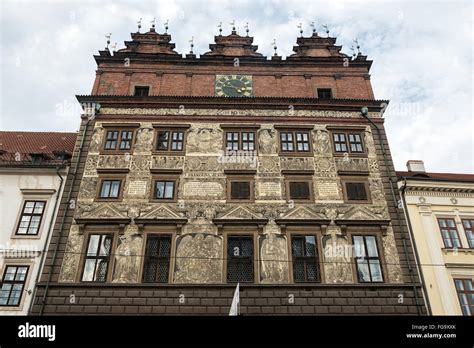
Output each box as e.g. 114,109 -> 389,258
215,75 -> 253,97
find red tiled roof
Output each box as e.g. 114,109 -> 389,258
396,171 -> 474,183
0,131 -> 77,155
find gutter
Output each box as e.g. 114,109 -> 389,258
399,177 -> 433,315
360,108 -> 424,315
28,166 -> 65,314
38,118 -> 90,315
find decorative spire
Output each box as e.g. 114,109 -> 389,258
297,23 -> 303,37
218,22 -> 222,36
354,38 -> 361,54
310,21 -> 316,34
105,33 -> 111,49
230,19 -> 236,33
164,19 -> 169,34
189,36 -> 194,54
151,17 -> 156,29
111,42 -> 117,52
322,24 -> 329,37
137,18 -> 142,32
272,39 -> 278,56
244,22 -> 249,36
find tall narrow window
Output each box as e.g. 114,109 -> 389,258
291,235 -> 320,282
0,266 -> 29,306
82,234 -> 112,282
171,131 -> 184,151
296,132 -> 310,151
462,219 -> 474,248
16,200 -> 46,235
134,86 -> 149,96
142,235 -> 172,283
99,180 -> 121,199
333,133 -> 347,152
280,132 -> 294,151
242,132 -> 255,151
437,218 -> 461,248
104,130 -> 119,150
156,130 -> 185,152
226,132 -> 239,151
119,131 -> 133,150
154,180 -> 176,200
227,235 -> 254,283
348,133 -> 364,153
353,235 -> 383,283
454,279 -> 474,316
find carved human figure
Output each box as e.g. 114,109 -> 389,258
258,129 -> 277,154
89,127 -> 104,153
315,130 -> 330,154
135,127 -> 154,152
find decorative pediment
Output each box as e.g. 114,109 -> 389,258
140,205 -> 184,219
339,206 -> 384,221
279,206 -> 325,220
215,205 -> 263,220
82,204 -> 127,219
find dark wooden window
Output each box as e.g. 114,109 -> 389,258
154,180 -> 175,200
346,182 -> 368,201
104,130 -> 133,151
15,200 -> 46,235
317,88 -> 332,99
454,278 -> 474,316
437,218 -> 461,248
142,234 -> 171,283
134,86 -> 149,96
82,234 -> 113,282
353,235 -> 383,282
291,235 -> 320,282
225,131 -> 255,151
333,131 -> 364,153
227,235 -> 254,283
230,181 -> 251,200
289,182 -> 310,200
280,131 -> 310,153
156,130 -> 184,152
99,180 -> 121,199
462,219 -> 474,248
0,266 -> 29,306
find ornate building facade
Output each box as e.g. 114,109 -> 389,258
31,25 -> 426,315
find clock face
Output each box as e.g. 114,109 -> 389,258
215,75 -> 253,97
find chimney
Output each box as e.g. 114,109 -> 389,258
406,160 -> 426,173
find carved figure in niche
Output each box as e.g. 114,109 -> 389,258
258,128 -> 277,154
314,129 -> 330,154
187,127 -> 222,153
261,233 -> 287,282
89,127 -> 104,153
322,234 -> 353,283
113,233 -> 142,283
135,127 -> 154,152
365,127 -> 376,157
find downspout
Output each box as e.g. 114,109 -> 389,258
28,167 -> 65,315
39,118 -> 90,315
360,107 -> 423,315
400,178 -> 432,315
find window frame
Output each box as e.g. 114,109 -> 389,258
351,233 -> 385,283
285,176 -> 313,202
224,129 -> 257,152
150,175 -> 179,202
80,232 -> 115,283
437,218 -> 462,249
341,176 -> 371,204
227,175 -> 255,202
133,85 -> 150,97
15,200 -> 47,236
96,177 -> 124,201
461,219 -> 474,249
330,130 -> 366,156
277,130 -> 312,155
152,128 -> 187,155
223,229 -> 258,284
316,88 -> 333,99
101,128 -> 136,153
287,228 -> 323,283
454,278 -> 474,316
141,233 -> 173,283
0,265 -> 30,307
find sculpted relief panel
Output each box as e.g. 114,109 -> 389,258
151,156 -> 185,170
258,128 -> 278,154
260,220 -> 289,283
134,125 -> 154,153
313,129 -> 331,155
280,157 -> 314,172
186,124 -> 223,154
58,224 -> 83,282
382,225 -> 403,283
112,224 -> 143,283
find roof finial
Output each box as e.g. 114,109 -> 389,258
230,19 -> 236,33
297,23 -> 303,37
271,39 -> 278,56
244,22 -> 249,36
218,22 -> 222,35
189,36 -> 194,54
105,33 -> 111,49
353,38 -> 361,55
137,18 -> 142,32
164,19 -> 169,34
111,42 -> 117,52
322,24 -> 330,37
310,21 -> 316,34
151,17 -> 156,29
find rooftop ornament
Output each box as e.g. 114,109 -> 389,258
297,23 -> 303,37
218,22 -> 222,36
137,18 -> 142,32
322,24 -> 330,37
164,19 -> 169,34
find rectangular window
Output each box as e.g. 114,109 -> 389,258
154,180 -> 176,200
291,235 -> 320,282
134,86 -> 149,96
454,279 -> 474,316
353,235 -> 383,283
82,234 -> 113,282
104,130 -> 134,151
333,131 -> 365,154
142,234 -> 172,283
0,266 -> 29,306
462,219 -> 474,248
288,181 -> 311,201
230,181 -> 251,200
16,200 -> 46,235
345,182 -> 368,201
156,130 -> 185,152
225,131 -> 255,151
227,235 -> 254,283
317,88 -> 332,99
438,218 -> 461,248
99,180 -> 122,199
280,131 -> 311,153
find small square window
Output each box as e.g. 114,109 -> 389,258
134,86 -> 150,96
99,180 -> 122,199
154,180 -> 176,200
317,88 -> 332,99
104,129 -> 134,151
230,181 -> 251,200
155,129 -> 185,152
288,181 -> 311,201
279,130 -> 311,153
345,182 -> 368,201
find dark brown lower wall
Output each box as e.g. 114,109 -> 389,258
31,283 -> 426,315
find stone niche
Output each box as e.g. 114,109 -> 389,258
112,224 -> 143,283
322,224 -> 354,283
174,233 -> 223,283
260,220 -> 289,283
58,224 -> 84,282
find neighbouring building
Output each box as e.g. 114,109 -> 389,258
30,24 -> 427,315
398,160 -> 474,316
0,131 -> 76,315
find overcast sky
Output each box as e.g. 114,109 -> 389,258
0,0 -> 472,173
